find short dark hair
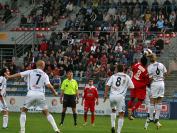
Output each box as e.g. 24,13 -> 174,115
0,68 -> 7,76
140,55 -> 148,66
117,64 -> 124,72
66,69 -> 73,73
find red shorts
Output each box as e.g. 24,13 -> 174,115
130,87 -> 146,100
84,100 -> 95,112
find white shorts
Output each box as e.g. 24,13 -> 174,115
0,96 -> 8,111
24,91 -> 48,110
109,95 -> 125,113
150,81 -> 165,98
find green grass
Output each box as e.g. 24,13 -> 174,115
0,113 -> 176,133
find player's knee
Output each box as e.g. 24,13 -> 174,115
3,110 -> 8,115
112,108 -> 116,112
84,111 -> 88,115
91,112 -> 94,115
119,112 -> 124,118
21,107 -> 28,113
42,109 -> 49,116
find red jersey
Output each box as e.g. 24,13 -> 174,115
83,85 -> 98,101
131,62 -> 149,89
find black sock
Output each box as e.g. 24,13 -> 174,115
60,112 -> 65,124
73,113 -> 77,125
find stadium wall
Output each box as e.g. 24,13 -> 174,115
5,96 -> 177,119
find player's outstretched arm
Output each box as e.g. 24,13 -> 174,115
46,84 -> 58,96
5,73 -> 22,79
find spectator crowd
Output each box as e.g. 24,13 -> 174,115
2,0 -> 177,90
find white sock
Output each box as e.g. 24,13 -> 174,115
149,104 -> 155,120
3,115 -> 8,128
155,103 -> 162,120
117,118 -> 124,133
20,112 -> 26,131
147,102 -> 150,114
47,114 -> 59,132
111,113 -> 116,128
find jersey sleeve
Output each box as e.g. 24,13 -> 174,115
127,75 -> 134,89
44,74 -> 50,85
20,70 -> 31,77
106,76 -> 113,86
163,64 -> 167,74
95,87 -> 98,98
75,80 -> 78,91
0,78 -> 7,90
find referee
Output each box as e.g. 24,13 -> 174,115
59,70 -> 79,126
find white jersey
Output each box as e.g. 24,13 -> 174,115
147,62 -> 167,82
20,69 -> 50,93
106,72 -> 134,97
0,76 -> 6,90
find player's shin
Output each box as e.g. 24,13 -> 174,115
155,103 -> 162,121
47,114 -> 59,132
91,112 -> 95,125
131,100 -> 143,112
60,112 -> 65,125
111,112 -> 116,128
20,112 -> 26,132
73,113 -> 77,126
84,112 -> 87,123
117,118 -> 124,133
3,114 -> 8,128
149,103 -> 155,121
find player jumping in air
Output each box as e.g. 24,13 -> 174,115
145,54 -> 167,129
128,55 -> 150,120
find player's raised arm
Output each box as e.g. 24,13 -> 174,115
5,73 -> 22,79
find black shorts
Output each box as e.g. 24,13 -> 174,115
63,94 -> 76,108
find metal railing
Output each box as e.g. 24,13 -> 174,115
15,31 -> 35,57
0,48 -> 14,68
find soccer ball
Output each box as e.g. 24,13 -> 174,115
143,49 -> 153,57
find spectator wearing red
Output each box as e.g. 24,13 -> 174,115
87,55 -> 96,66
39,40 -> 48,52
100,54 -> 107,69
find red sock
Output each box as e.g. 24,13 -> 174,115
91,114 -> 95,124
84,113 -> 87,122
132,101 -> 142,112
128,100 -> 134,108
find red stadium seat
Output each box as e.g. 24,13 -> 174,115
158,33 -> 163,38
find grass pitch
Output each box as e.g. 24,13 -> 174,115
0,113 -> 176,133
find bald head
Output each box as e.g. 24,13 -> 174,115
36,60 -> 45,70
